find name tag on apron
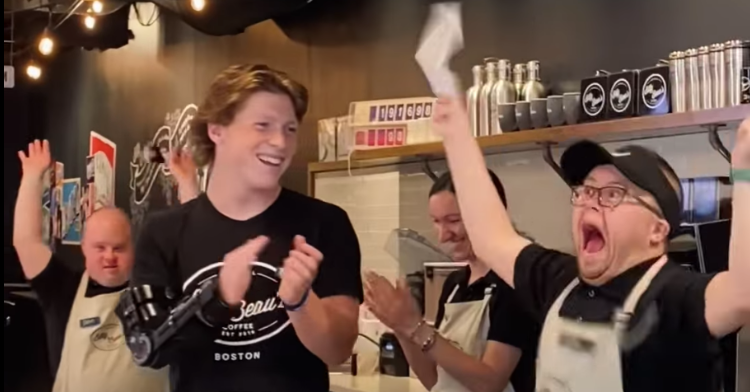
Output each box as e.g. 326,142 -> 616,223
80,317 -> 101,329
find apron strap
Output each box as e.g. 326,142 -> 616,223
483,284 -> 495,298
621,256 -> 668,314
614,256 -> 668,343
548,277 -> 580,316
446,284 -> 460,303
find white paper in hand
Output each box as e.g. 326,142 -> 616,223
415,2 -> 463,97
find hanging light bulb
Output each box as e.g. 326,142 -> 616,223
92,0 -> 103,13
38,31 -> 54,56
190,0 -> 205,11
84,14 -> 96,29
26,63 -> 42,80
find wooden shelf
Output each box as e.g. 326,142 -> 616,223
309,105 -> 749,175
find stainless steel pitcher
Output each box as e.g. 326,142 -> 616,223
491,59 -> 516,134
466,65 -> 483,137
521,61 -> 545,101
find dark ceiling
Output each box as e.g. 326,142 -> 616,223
4,0 -> 318,66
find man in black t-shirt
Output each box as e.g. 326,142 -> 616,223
433,99 -> 749,392
12,140 -> 167,392
132,65 -> 363,392
365,170 -> 538,392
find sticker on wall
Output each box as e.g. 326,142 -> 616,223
61,178 -> 82,245
51,162 -> 64,240
89,132 -> 116,209
84,156 -> 96,220
41,167 -> 52,249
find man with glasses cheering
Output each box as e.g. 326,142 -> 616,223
428,96 -> 749,392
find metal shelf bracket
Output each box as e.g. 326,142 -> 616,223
706,124 -> 731,162
421,157 -> 438,182
540,142 -> 569,184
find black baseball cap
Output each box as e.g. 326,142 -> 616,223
560,140 -> 682,236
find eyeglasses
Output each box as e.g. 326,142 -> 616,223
570,185 -> 664,218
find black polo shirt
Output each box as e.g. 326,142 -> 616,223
435,267 -> 539,392
514,244 -> 724,392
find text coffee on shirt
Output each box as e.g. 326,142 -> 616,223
133,189 -> 363,392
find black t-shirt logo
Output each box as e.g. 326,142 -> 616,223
582,83 -> 605,116
642,74 -> 666,109
610,78 -> 631,113
184,261 -> 290,349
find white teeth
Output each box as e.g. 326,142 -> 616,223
258,154 -> 283,166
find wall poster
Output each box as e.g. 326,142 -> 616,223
89,131 -> 116,210
61,178 -> 82,245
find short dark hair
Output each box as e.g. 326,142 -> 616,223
429,170 -> 507,207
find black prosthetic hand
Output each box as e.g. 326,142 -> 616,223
116,278 -> 219,366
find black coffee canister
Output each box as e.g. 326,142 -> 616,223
579,71 -> 609,122
638,65 -> 671,116
608,70 -> 640,119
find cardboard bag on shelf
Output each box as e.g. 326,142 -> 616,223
317,117 -> 338,162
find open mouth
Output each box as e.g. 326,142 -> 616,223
257,154 -> 284,167
581,223 -> 606,254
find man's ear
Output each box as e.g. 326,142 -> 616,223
650,219 -> 670,245
208,124 -> 223,144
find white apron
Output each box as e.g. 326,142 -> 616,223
432,284 -> 514,392
53,274 -> 168,392
535,256 -> 667,392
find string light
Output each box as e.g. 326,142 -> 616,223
38,35 -> 54,56
91,0 -> 103,13
85,14 -> 96,29
190,0 -> 205,11
26,63 -> 42,80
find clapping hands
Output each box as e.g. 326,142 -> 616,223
279,236 -> 323,306
364,272 -> 422,337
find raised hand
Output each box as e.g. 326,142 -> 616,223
279,235 -> 323,306
18,140 -> 51,180
364,272 -> 422,336
218,236 -> 270,305
432,96 -> 472,141
733,118 -> 749,169
169,148 -> 198,183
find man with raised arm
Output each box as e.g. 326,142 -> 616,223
13,140 -> 168,392
426,98 -> 748,392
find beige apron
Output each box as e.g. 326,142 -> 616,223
432,284 -> 514,392
536,256 -> 667,392
53,274 -> 168,392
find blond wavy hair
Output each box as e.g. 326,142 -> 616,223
189,64 -> 308,166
